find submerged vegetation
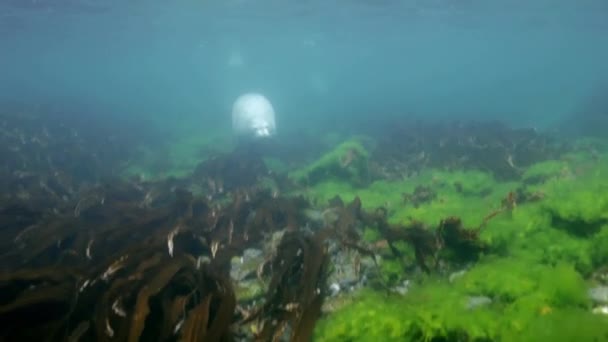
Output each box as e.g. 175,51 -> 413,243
1,113 -> 608,341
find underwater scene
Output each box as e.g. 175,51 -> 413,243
2,0 -> 608,341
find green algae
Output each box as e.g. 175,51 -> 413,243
540,171 -> 608,237
314,283 -> 498,341
298,168 -> 514,228
308,151 -> 608,341
454,258 -> 589,308
298,179 -> 410,211
289,139 -> 370,186
378,258 -> 405,285
502,309 -> 608,342
478,200 -> 597,276
590,225 -> 608,269
522,160 -> 567,183
315,259 -> 603,342
234,281 -> 264,302
362,226 -> 382,243
293,144 -> 608,341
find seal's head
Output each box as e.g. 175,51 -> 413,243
232,93 -> 276,141
250,117 -> 273,138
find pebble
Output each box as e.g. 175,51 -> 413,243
449,270 -> 467,283
592,305 -> 608,315
466,296 -> 492,310
392,280 -> 411,296
329,283 -> 341,296
588,286 -> 608,304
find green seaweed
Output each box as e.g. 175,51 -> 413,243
502,308 -> 608,342
539,163 -> 608,237
362,226 -> 382,243
297,168 -> 512,227
289,139 -> 370,186
522,160 -> 567,183
389,170 -> 515,226
590,225 -> 608,268
313,164 -> 608,341
455,258 -> 589,308
378,258 -> 406,285
480,202 -> 595,275
315,259 -> 600,342
234,281 -> 264,302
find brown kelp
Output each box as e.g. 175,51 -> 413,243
402,185 -> 437,208
0,161 -> 329,342
0,110 -> 146,189
243,230 -> 330,342
368,120 -> 569,181
0,106 -> 319,341
0,162 -> 392,341
365,202 -> 512,274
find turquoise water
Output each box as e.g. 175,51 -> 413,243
1,1 -> 607,136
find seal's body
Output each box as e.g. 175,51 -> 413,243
232,93 -> 276,141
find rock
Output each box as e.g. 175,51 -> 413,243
392,279 -> 411,296
329,283 -> 341,297
235,280 -> 264,302
465,296 -> 492,310
243,248 -> 263,260
230,248 -> 266,303
327,249 -> 362,293
230,248 -> 264,282
449,269 -> 467,283
589,286 -> 608,304
592,305 -> 608,315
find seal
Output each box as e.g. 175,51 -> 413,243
232,93 -> 276,141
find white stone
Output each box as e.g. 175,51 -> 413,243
329,283 -> 341,296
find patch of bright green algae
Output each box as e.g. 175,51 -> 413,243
299,179 -> 410,211
308,149 -> 608,341
392,170 -> 518,226
456,259 -> 589,308
315,260 -> 607,341
477,157 -> 608,276
590,225 -> 608,269
521,159 -> 567,183
234,281 -> 264,301
289,138 -> 371,186
297,168 -> 516,228
540,166 -> 608,231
